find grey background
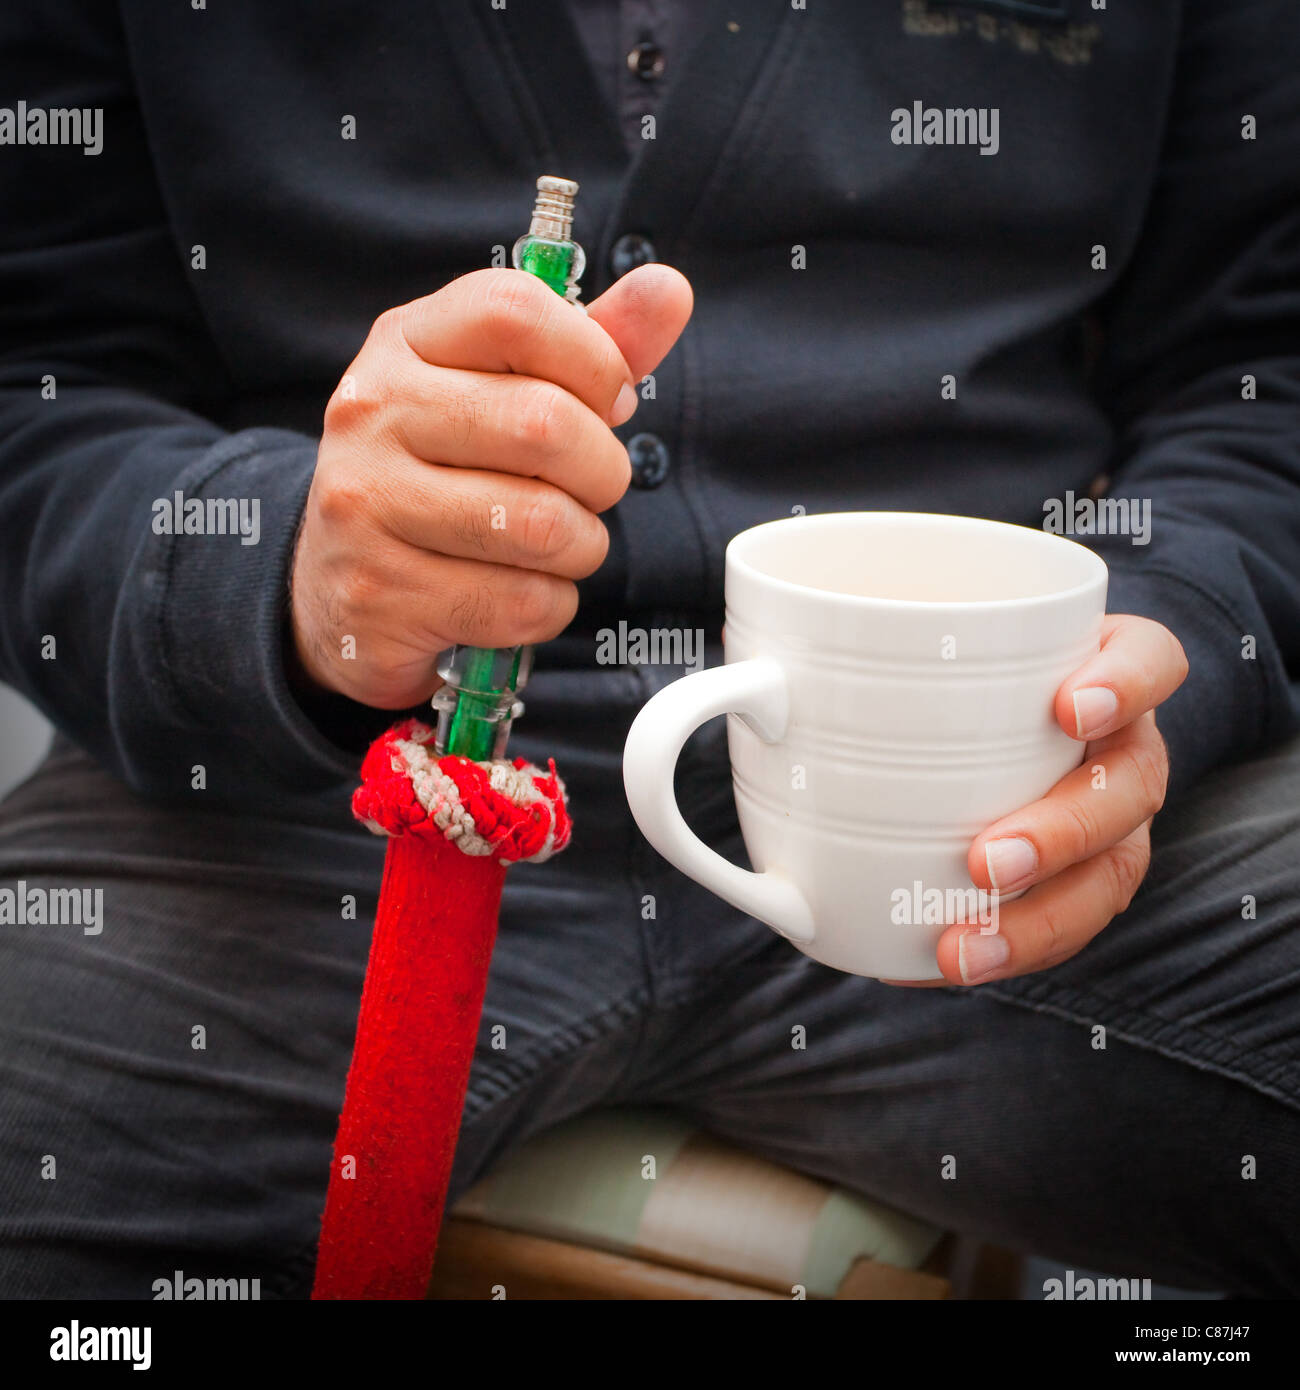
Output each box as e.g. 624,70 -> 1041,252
0,683 -> 51,801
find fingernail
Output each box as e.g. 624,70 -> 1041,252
958,930 -> 1010,984
1073,686 -> 1119,739
609,381 -> 638,426
985,836 -> 1037,892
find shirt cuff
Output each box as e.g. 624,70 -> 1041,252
157,428 -> 375,797
1103,560 -> 1270,800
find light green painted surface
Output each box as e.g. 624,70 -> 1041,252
466,1109 -> 692,1252
463,1107 -> 944,1292
800,1190 -> 943,1296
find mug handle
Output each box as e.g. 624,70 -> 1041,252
622,658 -> 815,944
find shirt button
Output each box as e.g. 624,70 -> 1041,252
627,432 -> 671,489
610,233 -> 657,279
627,40 -> 666,81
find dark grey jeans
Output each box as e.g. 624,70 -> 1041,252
0,658 -> 1297,1298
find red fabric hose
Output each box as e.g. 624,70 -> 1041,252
312,721 -> 570,1300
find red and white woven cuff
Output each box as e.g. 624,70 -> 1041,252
350,719 -> 571,865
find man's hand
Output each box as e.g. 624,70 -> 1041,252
290,264 -> 693,708
919,614 -> 1189,986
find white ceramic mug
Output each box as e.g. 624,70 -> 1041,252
622,512 -> 1108,979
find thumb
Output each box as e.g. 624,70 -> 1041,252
586,263 -> 693,384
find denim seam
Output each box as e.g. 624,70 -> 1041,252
461,985 -> 650,1118
982,980 -> 1300,1113
1005,964 -> 1300,1079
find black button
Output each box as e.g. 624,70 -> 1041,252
627,40 -> 665,81
627,432 -> 670,489
610,233 -> 656,280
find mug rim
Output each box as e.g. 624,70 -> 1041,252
726,511 -> 1109,612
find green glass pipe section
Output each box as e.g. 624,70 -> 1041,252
444,235 -> 575,758
515,237 -> 576,298
444,644 -> 524,761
